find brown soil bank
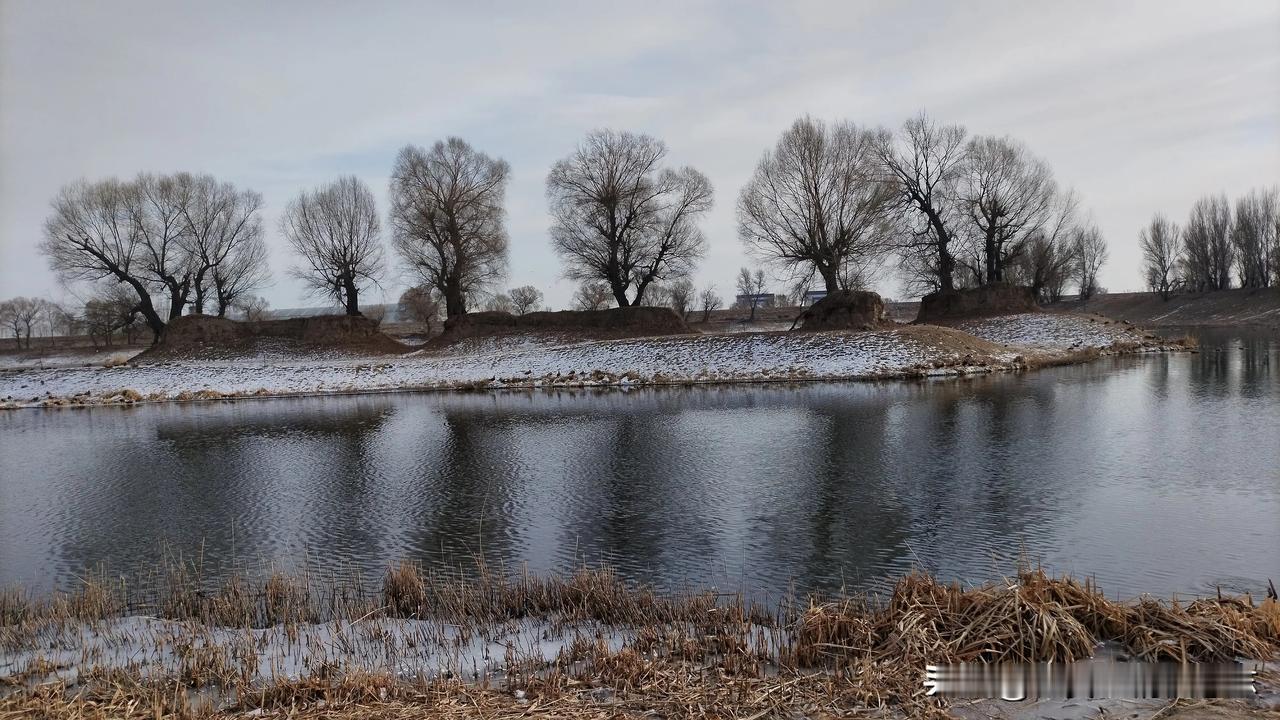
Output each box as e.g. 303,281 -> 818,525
796,289 -> 889,331
435,306 -> 695,345
916,283 -> 1039,323
142,314 -> 409,360
1051,287 -> 1280,328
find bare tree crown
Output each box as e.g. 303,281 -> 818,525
281,175 -> 384,316
877,112 -> 969,293
956,135 -> 1057,284
738,116 -> 893,294
547,129 -> 712,307
389,138 -> 510,319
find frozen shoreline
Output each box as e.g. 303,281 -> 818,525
0,313 -> 1176,409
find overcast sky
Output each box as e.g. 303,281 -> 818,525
2,0 -> 1278,311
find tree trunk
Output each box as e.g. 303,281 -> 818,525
818,263 -> 840,294
165,278 -> 189,321
116,275 -> 165,343
611,280 -> 633,307
192,268 -> 209,314
938,242 -> 955,292
984,232 -> 998,285
444,292 -> 465,319
342,276 -> 361,316
442,277 -> 466,319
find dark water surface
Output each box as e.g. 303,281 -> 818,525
2,328 -> 1277,599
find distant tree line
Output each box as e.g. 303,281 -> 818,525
1139,188 -> 1279,300
28,111 -> 1155,346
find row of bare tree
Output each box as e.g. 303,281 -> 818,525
37,113 -> 1115,345
739,113 -> 1109,304
1139,188 -> 1279,299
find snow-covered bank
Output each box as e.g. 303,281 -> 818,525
0,314 -> 1171,409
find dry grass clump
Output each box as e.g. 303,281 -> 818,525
797,571 -> 1097,668
383,561 -> 427,617
378,561 -> 755,631
792,596 -> 879,666
1123,598 -> 1274,662
0,586 -> 30,626
793,569 -> 1279,671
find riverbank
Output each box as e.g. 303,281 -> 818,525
1,563 -> 1276,719
0,313 -> 1181,409
1049,288 -> 1280,329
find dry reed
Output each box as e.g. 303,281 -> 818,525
1,561 -> 1276,719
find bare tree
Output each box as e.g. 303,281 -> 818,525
47,302 -> 81,337
210,237 -> 270,317
1071,223 -> 1108,303
738,117 -> 893,294
638,284 -> 672,308
281,176 -> 384,315
547,129 -> 713,306
572,282 -> 613,311
736,267 -> 767,320
232,294 -> 271,322
389,139 -> 510,319
667,277 -> 694,319
175,173 -> 269,315
877,112 -> 968,293
397,285 -> 440,331
1012,234 -> 1075,303
1232,188 -> 1278,288
956,136 -> 1057,284
1139,214 -> 1182,300
1181,194 -> 1233,292
0,300 -> 22,348
483,293 -> 514,313
41,179 -> 169,340
508,285 -> 543,315
698,286 -> 722,322
1006,189 -> 1079,302
1273,203 -> 1280,284
82,285 -> 142,348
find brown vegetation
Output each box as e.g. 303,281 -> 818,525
916,283 -> 1040,323
141,314 -> 408,360
1,560 -> 1276,719
795,290 -> 890,331
433,306 -> 695,346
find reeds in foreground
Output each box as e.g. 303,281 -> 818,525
0,560 -> 1276,719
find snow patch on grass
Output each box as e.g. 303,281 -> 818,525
958,313 -> 1145,350
0,315 -> 1162,409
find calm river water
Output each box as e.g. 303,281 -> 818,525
1,328 -> 1276,599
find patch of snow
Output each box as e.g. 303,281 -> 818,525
958,313 -> 1144,350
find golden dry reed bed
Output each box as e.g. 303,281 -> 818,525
1,559 -> 1277,719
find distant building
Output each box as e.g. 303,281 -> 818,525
801,290 -> 827,306
734,293 -> 784,309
